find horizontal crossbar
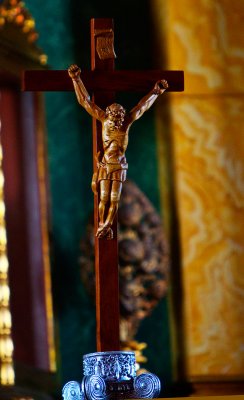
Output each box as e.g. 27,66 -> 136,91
23,69 -> 184,92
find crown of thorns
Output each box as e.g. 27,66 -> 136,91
106,103 -> 126,115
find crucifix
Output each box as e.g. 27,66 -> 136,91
24,18 -> 183,377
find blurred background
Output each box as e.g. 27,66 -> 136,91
0,0 -> 243,399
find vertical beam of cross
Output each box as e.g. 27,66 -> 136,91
90,18 -> 120,351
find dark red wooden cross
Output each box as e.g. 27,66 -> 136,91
23,18 -> 184,353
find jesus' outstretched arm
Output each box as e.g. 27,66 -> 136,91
68,64 -> 105,121
127,79 -> 168,124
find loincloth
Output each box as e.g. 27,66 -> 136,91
97,161 -> 128,182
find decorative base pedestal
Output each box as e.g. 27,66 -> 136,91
62,351 -> 161,400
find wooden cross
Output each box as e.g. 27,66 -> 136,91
23,18 -> 184,353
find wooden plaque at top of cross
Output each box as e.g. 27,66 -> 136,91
23,18 -> 184,353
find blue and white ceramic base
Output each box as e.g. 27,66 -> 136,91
62,351 -> 161,400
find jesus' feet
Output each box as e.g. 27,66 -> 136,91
96,223 -> 113,240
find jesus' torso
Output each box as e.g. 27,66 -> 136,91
102,118 -> 130,164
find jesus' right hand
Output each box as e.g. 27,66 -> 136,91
68,64 -> 81,80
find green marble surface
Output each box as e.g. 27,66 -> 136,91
25,0 -> 172,387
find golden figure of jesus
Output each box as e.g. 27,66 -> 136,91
68,64 -> 168,239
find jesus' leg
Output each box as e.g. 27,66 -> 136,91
98,179 -> 110,228
97,180 -> 122,239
